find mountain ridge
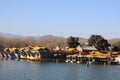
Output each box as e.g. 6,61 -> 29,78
0,32 -> 120,44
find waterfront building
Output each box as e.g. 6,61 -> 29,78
66,45 -> 112,64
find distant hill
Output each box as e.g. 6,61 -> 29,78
0,32 -> 120,44
40,35 -> 88,43
108,38 -> 120,44
40,35 -> 60,39
39,35 -> 67,42
0,32 -> 25,38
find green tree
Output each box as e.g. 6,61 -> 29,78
67,36 -> 80,48
88,35 -> 110,50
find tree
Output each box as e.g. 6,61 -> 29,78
24,37 -> 37,47
39,37 -> 58,49
0,36 -> 38,48
112,41 -> 120,51
0,36 -> 6,49
38,36 -> 67,49
88,35 -> 110,51
67,36 -> 80,48
112,46 -> 120,51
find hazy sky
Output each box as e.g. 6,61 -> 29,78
0,0 -> 120,39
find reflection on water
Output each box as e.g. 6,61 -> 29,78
0,60 -> 120,80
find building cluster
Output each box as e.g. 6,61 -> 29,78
0,45 -> 120,65
66,45 -> 120,65
0,46 -> 66,61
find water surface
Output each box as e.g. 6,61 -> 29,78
0,60 -> 120,80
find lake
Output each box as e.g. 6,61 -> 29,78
0,60 -> 120,80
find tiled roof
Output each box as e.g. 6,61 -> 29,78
81,45 -> 97,50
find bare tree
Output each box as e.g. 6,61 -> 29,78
24,36 -> 37,47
